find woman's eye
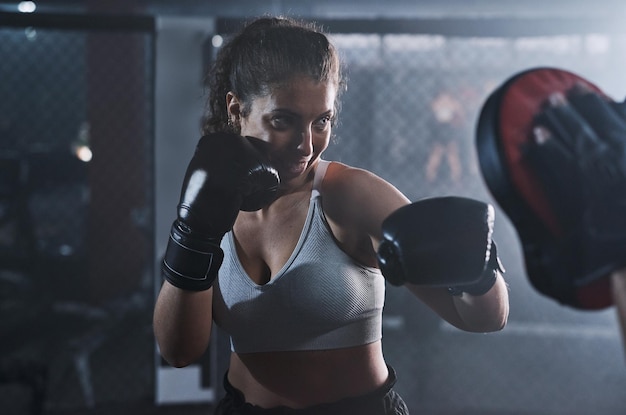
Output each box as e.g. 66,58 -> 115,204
271,116 -> 293,129
314,116 -> 332,130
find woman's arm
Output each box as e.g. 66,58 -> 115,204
407,275 -> 509,333
322,162 -> 509,333
612,270 -> 626,361
153,282 -> 214,367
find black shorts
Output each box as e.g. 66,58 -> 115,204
213,365 -> 409,415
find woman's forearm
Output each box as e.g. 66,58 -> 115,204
451,272 -> 509,333
407,272 -> 509,333
153,282 -> 214,367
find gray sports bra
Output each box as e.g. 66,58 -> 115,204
212,160 -> 385,353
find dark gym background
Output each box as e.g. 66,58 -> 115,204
0,1 -> 625,414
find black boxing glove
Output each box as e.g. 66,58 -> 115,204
377,196 -> 503,295
162,133 -> 279,291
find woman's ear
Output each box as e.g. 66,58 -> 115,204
226,92 -> 241,121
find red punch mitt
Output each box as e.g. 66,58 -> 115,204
476,67 -> 626,310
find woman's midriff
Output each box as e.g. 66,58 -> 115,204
227,340 -> 389,409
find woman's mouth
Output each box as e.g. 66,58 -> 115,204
282,157 -> 310,177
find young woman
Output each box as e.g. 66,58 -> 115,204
153,16 -> 509,415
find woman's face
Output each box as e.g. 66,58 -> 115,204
230,76 -> 337,183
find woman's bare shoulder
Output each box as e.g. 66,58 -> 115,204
320,161 -> 410,237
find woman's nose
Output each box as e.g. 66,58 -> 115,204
297,126 -> 313,155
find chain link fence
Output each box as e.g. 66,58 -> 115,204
327,32 -> 625,199
0,18 -> 155,413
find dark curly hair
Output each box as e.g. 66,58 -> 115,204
202,16 -> 345,136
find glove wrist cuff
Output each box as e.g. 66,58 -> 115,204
447,269 -> 498,296
448,242 -> 504,296
161,222 -> 224,291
